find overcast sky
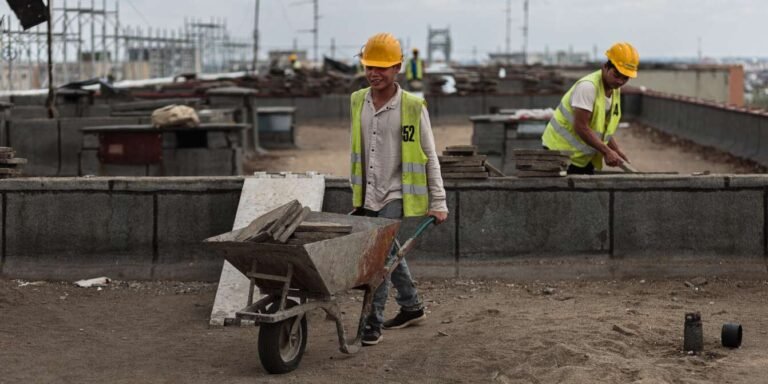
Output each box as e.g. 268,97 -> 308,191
2,0 -> 766,61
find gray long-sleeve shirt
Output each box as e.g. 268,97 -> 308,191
355,84 -> 448,213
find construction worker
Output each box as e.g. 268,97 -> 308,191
289,53 -> 302,70
541,42 -> 639,174
350,32 -> 448,346
405,47 -> 424,91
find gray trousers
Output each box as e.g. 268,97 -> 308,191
357,200 -> 423,328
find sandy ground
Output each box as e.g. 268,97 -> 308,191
4,120 -> 767,383
2,277 -> 767,383
245,119 -> 765,176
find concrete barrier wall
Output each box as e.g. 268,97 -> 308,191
633,93 -> 768,167
1,175 -> 766,282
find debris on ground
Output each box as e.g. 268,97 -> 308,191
74,277 -> 111,288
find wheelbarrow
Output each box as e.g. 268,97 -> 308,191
205,211 -> 435,374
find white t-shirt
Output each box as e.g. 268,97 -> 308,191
570,81 -> 611,113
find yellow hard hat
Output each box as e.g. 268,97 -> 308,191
605,42 -> 639,78
360,33 -> 402,68
289,53 -> 298,61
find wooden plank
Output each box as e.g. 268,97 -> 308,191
295,222 -> 353,233
512,149 -> 572,157
275,207 -> 312,243
440,160 -> 484,167
484,161 -> 505,177
439,155 -> 487,163
0,158 -> 27,166
234,200 -> 301,242
291,231 -> 346,241
441,166 -> 486,173
442,172 -> 489,179
268,203 -> 305,238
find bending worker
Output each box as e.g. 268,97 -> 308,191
349,33 -> 448,346
541,42 -> 639,174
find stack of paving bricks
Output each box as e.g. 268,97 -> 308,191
439,145 -> 504,179
0,147 -> 27,178
233,199 -> 352,245
512,149 -> 570,177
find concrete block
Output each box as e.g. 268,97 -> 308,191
727,175 -> 768,189
570,175 -> 727,190
149,148 -> 239,176
459,190 -> 610,259
85,104 -> 112,117
0,177 -> 109,192
79,149 -> 149,176
613,190 -> 763,257
60,117 -> 139,176
108,177 -> 244,192
321,187 -> 352,214
82,132 -> 100,149
9,106 -> 48,120
154,192 -> 241,280
3,193 -> 154,280
7,119 -> 59,176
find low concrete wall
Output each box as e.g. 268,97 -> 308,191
633,93 -> 768,167
1,175 -> 766,282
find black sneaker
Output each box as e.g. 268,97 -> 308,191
362,325 -> 382,346
382,308 -> 426,330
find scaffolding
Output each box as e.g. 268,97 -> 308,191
0,0 -> 254,90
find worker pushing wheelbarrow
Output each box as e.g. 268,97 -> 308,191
205,210 -> 435,374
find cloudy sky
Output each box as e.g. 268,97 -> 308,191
2,0 -> 765,61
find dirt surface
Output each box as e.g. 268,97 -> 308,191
2,277 -> 767,383
246,119 -> 764,176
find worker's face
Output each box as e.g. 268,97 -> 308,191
603,65 -> 630,89
365,64 -> 401,91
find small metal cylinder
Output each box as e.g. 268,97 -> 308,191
683,312 -> 704,352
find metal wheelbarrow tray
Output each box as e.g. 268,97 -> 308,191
205,211 -> 431,374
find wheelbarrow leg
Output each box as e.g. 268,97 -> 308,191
324,286 -> 375,355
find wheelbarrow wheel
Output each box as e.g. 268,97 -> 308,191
258,299 -> 308,374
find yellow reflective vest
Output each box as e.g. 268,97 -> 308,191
350,88 -> 429,217
406,58 -> 424,81
541,70 -> 621,169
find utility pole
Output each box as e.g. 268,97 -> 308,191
522,0 -> 529,66
252,0 -> 260,72
313,0 -> 318,63
46,0 -> 57,118
505,0 -> 511,65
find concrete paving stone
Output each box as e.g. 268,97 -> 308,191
459,190 -> 610,259
570,174 -> 727,190
613,190 -> 763,257
154,192 -> 241,280
7,119 -> 59,176
4,192 -> 154,273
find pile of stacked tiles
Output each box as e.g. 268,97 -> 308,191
512,149 -> 571,177
439,145 -> 505,180
0,147 -> 27,178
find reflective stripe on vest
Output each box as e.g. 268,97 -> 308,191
350,88 -> 429,217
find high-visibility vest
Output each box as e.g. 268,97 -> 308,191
406,58 -> 424,81
350,88 -> 429,217
541,70 -> 622,169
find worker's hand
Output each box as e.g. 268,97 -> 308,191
427,210 -> 448,225
604,149 -> 624,167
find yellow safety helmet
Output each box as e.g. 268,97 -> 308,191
605,42 -> 639,78
360,33 -> 402,68
289,53 -> 298,61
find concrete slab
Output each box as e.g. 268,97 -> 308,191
459,190 -> 610,259
209,172 -> 325,326
154,192 -> 241,280
613,190 -> 764,257
3,193 -> 154,280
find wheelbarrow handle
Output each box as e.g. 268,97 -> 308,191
386,216 -> 436,274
